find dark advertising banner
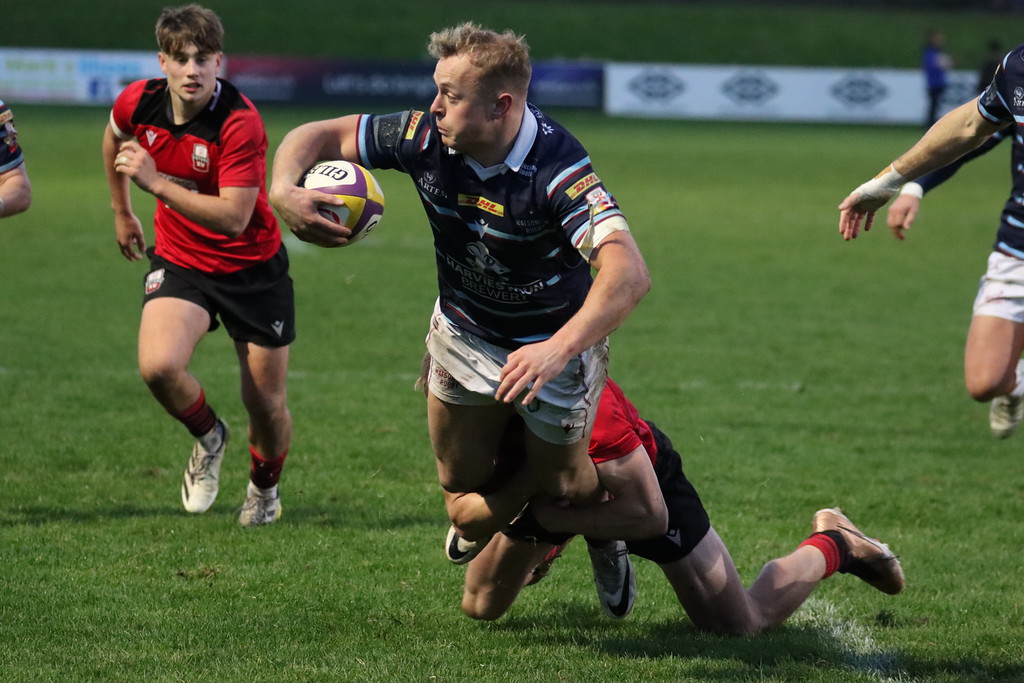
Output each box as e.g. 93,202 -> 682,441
531,61 -> 603,108
227,56 -> 603,110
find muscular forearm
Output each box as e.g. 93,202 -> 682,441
552,235 -> 650,357
533,449 -> 668,541
893,100 -> 1003,181
102,129 -> 133,216
146,180 -> 255,238
269,116 -> 360,201
534,494 -> 666,541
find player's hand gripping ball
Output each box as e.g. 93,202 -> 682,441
300,160 -> 385,244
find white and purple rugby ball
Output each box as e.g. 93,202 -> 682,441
300,160 -> 385,244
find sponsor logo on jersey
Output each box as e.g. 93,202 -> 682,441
192,143 -> 210,172
3,123 -> 17,150
417,172 -> 447,199
458,194 -> 505,217
1014,87 -> 1024,110
145,269 -> 166,295
465,241 -> 510,277
145,130 -> 157,146
566,172 -> 599,199
405,110 -> 424,139
585,188 -> 616,213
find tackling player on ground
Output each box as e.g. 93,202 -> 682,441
442,376 -> 905,630
101,4 -> 293,525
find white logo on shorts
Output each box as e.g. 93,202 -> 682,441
145,269 -> 165,295
272,320 -> 285,338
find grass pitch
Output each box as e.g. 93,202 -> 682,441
1,105 -> 1023,682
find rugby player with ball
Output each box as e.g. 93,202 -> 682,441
270,22 -> 652,590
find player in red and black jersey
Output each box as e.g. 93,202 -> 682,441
0,97 -> 31,218
443,379 -> 905,632
101,4 -> 292,526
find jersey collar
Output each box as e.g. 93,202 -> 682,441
462,106 -> 537,181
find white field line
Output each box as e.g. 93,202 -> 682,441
793,596 -> 917,682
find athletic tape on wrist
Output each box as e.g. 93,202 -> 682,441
898,182 -> 924,199
854,163 -> 908,203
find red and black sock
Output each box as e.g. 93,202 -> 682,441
175,389 -> 218,438
250,447 -> 288,489
799,531 -> 850,578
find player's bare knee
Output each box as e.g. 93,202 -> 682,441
967,381 -> 1004,402
447,514 -> 487,542
438,470 -> 491,496
965,368 -> 1015,402
461,593 -> 504,621
243,396 -> 289,427
138,360 -> 180,393
693,613 -> 761,637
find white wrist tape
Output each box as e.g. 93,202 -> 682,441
853,164 -> 908,204
899,182 -> 924,199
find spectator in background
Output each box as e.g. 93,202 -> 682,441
0,98 -> 31,218
923,29 -> 953,128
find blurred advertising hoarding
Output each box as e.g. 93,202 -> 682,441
225,56 -> 603,109
605,62 -> 979,125
0,49 -> 161,104
0,49 -> 603,110
0,48 -> 978,125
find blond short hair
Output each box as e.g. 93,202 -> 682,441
428,22 -> 531,98
155,4 -> 224,56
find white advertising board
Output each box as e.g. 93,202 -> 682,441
605,62 -> 980,125
0,49 -> 162,105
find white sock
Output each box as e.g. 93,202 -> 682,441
248,481 -> 278,498
198,421 -> 224,452
1010,362 -> 1024,399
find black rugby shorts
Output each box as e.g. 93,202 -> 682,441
142,245 -> 295,348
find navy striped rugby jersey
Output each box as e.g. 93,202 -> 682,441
978,44 -> 1024,257
355,105 -> 626,348
0,99 -> 25,173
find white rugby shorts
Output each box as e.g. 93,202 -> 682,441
973,251 -> 1024,323
425,300 -> 608,445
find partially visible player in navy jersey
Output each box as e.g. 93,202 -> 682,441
270,22 -> 650,517
101,4 -> 293,526
840,44 -> 1024,441
0,97 -> 31,218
